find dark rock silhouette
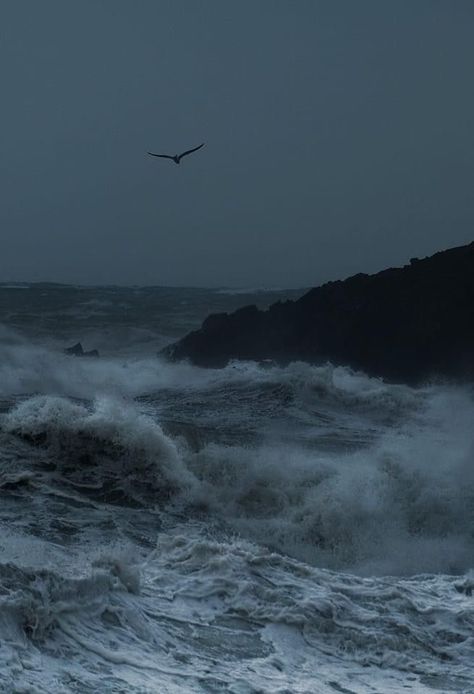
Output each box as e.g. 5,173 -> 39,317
64,342 -> 99,358
163,241 -> 474,384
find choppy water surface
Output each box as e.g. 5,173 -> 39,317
0,284 -> 473,693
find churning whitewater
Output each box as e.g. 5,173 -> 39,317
0,284 -> 473,693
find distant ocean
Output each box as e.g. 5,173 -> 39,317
0,284 -> 473,693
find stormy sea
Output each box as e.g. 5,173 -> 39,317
0,283 -> 473,694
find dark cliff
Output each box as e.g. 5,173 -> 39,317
164,242 -> 474,383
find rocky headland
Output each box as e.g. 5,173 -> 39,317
163,242 -> 474,383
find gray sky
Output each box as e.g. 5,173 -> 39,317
1,0 -> 473,287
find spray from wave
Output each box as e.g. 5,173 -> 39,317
186,386 -> 474,575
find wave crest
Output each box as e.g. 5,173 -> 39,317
3,395 -> 197,505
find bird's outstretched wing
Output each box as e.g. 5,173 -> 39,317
178,143 -> 205,159
147,152 -> 175,159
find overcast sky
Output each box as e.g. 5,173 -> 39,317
1,1 -> 473,287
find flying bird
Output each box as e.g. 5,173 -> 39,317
147,143 -> 205,165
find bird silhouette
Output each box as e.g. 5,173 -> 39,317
147,143 -> 205,164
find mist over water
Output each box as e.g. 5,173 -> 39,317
1,285 -> 473,692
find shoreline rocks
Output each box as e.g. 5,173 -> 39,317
163,241 -> 474,384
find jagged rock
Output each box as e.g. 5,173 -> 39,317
163,241 -> 474,384
64,343 -> 99,358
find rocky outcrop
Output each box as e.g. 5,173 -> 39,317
163,242 -> 474,384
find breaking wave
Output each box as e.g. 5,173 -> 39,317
3,395 -> 197,505
3,375 -> 473,576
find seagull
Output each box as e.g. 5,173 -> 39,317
147,143 -> 205,165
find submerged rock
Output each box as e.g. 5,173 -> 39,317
163,241 -> 474,384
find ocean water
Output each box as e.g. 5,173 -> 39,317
0,284 -> 473,693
